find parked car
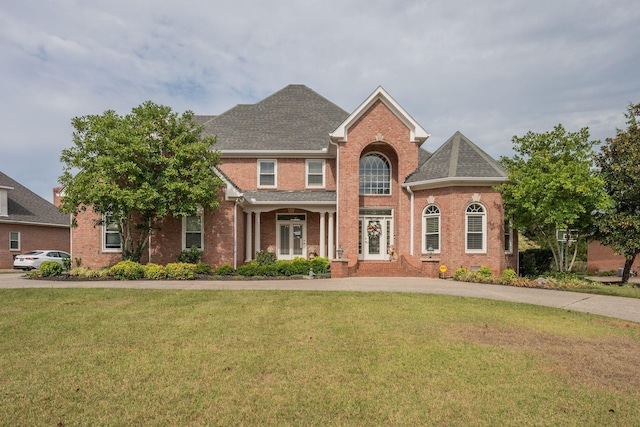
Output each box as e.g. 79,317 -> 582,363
13,250 -> 71,270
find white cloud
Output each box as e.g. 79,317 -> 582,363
1,0 -> 639,200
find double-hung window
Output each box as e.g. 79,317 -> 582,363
103,214 -> 122,251
9,231 -> 20,251
306,160 -> 325,188
183,214 -> 203,250
466,203 -> 486,252
258,159 -> 277,188
423,205 -> 440,252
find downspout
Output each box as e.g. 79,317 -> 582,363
329,139 -> 340,255
406,185 -> 414,256
233,200 -> 238,270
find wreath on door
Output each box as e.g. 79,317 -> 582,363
367,221 -> 381,238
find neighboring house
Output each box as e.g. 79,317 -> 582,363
587,241 -> 640,275
71,85 -> 517,277
0,172 -> 70,269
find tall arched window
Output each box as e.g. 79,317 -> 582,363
423,205 -> 440,252
466,203 -> 486,252
359,153 -> 391,195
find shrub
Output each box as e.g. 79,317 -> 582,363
310,257 -> 330,274
165,263 -> 196,280
237,261 -> 260,277
177,246 -> 203,264
454,267 -> 470,281
255,250 -> 277,266
259,263 -> 279,276
110,260 -> 145,280
519,248 -> 553,277
290,257 -> 311,275
62,257 -> 72,271
40,261 -> 64,277
215,263 -> 235,276
500,268 -> 518,284
195,263 -> 212,275
477,266 -> 492,278
144,263 -> 167,280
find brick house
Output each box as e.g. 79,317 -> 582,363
587,241 -> 640,275
70,85 -> 517,277
0,172 -> 70,269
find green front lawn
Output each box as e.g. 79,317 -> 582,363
1,289 -> 639,425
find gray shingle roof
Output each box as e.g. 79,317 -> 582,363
0,172 -> 69,227
243,190 -> 336,204
406,131 -> 507,183
201,85 -> 350,151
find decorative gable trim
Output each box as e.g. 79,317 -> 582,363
330,86 -> 430,144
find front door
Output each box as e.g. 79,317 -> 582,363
359,211 -> 393,260
277,214 -> 307,260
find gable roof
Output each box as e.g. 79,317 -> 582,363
200,85 -> 349,153
404,131 -> 508,189
0,172 -> 69,227
330,86 -> 430,144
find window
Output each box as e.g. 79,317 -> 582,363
504,220 -> 513,253
103,214 -> 122,251
306,159 -> 325,188
423,205 -> 440,252
466,203 -> 486,252
183,214 -> 203,249
9,231 -> 20,251
258,159 -> 277,188
359,153 -> 391,195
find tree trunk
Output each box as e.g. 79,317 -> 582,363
621,254 -> 637,284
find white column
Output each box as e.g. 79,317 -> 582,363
328,212 -> 334,259
319,212 -> 326,258
245,212 -> 252,261
254,211 -> 261,254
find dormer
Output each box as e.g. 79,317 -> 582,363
329,86 -> 430,145
0,185 -> 13,217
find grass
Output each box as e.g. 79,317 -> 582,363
1,289 -> 640,426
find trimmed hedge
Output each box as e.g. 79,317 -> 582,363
40,261 -> 64,277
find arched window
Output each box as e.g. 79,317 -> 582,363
423,205 -> 440,252
359,153 -> 391,195
466,203 -> 486,252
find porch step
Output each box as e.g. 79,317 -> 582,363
355,260 -> 421,277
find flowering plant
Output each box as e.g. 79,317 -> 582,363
367,221 -> 381,238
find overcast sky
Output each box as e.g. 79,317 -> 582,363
2,0 -> 639,202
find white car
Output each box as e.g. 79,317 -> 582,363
13,250 -> 71,270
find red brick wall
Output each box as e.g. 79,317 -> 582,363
0,223 -> 70,269
412,186 -> 517,276
337,99 -> 418,266
218,158 -> 336,191
587,241 -> 640,274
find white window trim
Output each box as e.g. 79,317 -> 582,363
306,159 -> 326,188
422,205 -> 441,253
257,159 -> 277,188
182,213 -> 204,250
102,214 -> 122,253
9,231 -> 20,251
465,203 -> 487,254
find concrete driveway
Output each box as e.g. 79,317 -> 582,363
1,271 -> 639,324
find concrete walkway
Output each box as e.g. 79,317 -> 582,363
1,271 -> 639,323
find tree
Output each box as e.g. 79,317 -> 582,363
59,101 -> 224,262
498,125 -> 608,272
593,102 -> 640,284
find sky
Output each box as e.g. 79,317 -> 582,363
2,0 -> 639,202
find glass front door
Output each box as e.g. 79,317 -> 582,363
359,212 -> 393,260
277,216 -> 306,260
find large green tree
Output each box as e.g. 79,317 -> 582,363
59,101 -> 223,262
499,125 -> 608,272
593,102 -> 640,283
